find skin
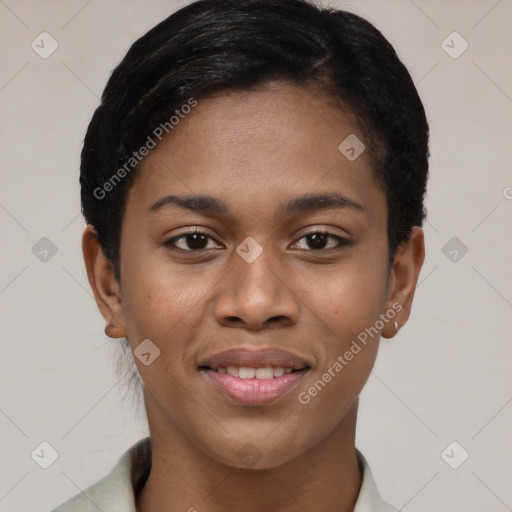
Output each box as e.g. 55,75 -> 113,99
83,81 -> 425,512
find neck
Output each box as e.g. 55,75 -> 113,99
136,397 -> 362,512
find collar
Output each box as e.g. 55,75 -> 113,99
52,437 -> 397,512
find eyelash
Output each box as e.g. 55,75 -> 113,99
163,229 -> 351,253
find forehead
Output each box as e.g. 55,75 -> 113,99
125,82 -> 386,226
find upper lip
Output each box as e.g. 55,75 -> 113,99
201,347 -> 312,370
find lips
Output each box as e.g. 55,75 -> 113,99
199,347 -> 311,406
217,366 -> 293,379
201,347 -> 311,371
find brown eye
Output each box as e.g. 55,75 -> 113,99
164,231 -> 221,251
293,231 -> 351,251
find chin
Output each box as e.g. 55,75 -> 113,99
205,436 -> 310,471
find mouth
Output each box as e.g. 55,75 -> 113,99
199,347 -> 312,406
202,366 -> 298,379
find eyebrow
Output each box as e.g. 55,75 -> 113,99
147,192 -> 365,217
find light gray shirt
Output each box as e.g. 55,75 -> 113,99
52,437 -> 398,512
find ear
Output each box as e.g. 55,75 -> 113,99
381,226 -> 425,339
82,225 -> 127,338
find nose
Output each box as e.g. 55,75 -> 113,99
213,246 -> 300,331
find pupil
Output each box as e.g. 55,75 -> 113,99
187,233 -> 208,250
184,233 -> 329,250
308,233 -> 327,250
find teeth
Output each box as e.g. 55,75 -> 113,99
273,367 -> 285,377
226,366 -> 239,377
239,367 -> 255,379
216,366 -> 295,378
255,367 -> 274,380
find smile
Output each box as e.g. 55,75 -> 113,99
211,366 -> 295,379
199,346 -> 312,406
202,367 -> 309,406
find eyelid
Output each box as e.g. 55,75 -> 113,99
294,226 -> 350,239
163,228 -> 224,251
163,227 -> 351,252
290,228 -> 351,250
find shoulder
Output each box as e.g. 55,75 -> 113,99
353,449 -> 399,512
51,437 -> 151,512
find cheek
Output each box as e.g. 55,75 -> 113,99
120,256 -> 218,380
305,257 -> 387,342
120,267 -> 200,402
307,277 -> 382,395
295,250 -> 388,414
121,249 -> 202,335
294,267 -> 385,427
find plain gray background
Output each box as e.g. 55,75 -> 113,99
1,1 -> 511,511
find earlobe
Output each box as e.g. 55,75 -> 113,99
381,311 -> 402,340
105,322 -> 125,339
381,226 -> 425,339
82,225 -> 127,339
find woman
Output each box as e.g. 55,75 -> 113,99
53,0 -> 428,510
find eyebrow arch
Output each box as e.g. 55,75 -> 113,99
279,192 -> 364,215
147,192 -> 364,216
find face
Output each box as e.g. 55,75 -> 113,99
84,81 -> 424,470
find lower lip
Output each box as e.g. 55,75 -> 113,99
203,369 -> 308,406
